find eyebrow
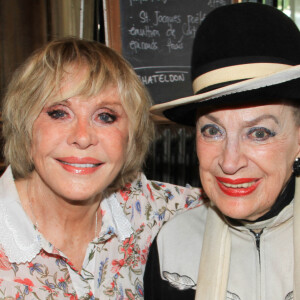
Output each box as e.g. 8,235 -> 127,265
243,114 -> 279,126
49,99 -> 123,108
204,113 -> 279,126
98,101 -> 123,108
48,99 -> 70,106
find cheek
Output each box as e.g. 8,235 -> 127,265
31,125 -> 47,158
31,123 -> 64,159
99,127 -> 129,160
196,139 -> 221,196
249,139 -> 295,177
196,138 -> 221,171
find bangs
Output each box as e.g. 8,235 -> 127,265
44,59 -> 121,107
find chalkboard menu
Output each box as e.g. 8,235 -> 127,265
119,0 -> 231,104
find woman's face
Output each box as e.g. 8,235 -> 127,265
31,69 -> 129,202
196,103 -> 300,221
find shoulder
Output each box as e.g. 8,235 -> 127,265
158,203 -> 208,239
143,173 -> 202,205
155,204 -> 209,285
118,172 -> 202,205
157,204 -> 208,249
0,166 -> 17,200
115,173 -> 204,238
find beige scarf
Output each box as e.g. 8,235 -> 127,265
195,177 -> 300,300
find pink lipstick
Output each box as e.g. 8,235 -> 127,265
216,177 -> 260,197
56,157 -> 103,175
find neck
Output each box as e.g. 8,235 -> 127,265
15,171 -> 102,271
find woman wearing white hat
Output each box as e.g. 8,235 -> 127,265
144,3 -> 300,299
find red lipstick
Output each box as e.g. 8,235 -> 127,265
56,157 -> 103,175
216,177 -> 260,197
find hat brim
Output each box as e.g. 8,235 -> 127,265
150,65 -> 300,126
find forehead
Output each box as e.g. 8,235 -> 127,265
58,65 -> 98,96
197,103 -> 294,124
49,88 -> 123,111
48,64 -> 121,105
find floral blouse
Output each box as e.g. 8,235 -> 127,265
0,167 -> 202,300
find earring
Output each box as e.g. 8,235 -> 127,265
293,158 -> 300,177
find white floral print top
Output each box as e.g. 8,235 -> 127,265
0,167 -> 202,300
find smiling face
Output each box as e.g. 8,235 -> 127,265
196,103 -> 300,221
30,68 -> 129,202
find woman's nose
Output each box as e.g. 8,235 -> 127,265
218,138 -> 248,175
67,119 -> 98,149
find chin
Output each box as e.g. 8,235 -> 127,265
53,184 -> 103,202
214,198 -> 256,221
224,211 -> 251,221
62,192 -> 101,203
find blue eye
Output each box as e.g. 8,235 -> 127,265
98,112 -> 116,124
47,109 -> 68,120
247,127 -> 276,141
201,124 -> 223,138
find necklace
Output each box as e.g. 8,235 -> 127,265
27,181 -> 99,239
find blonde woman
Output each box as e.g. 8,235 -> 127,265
0,38 -> 202,299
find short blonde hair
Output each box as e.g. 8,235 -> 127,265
2,37 -> 154,193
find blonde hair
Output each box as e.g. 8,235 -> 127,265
2,37 -> 154,193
